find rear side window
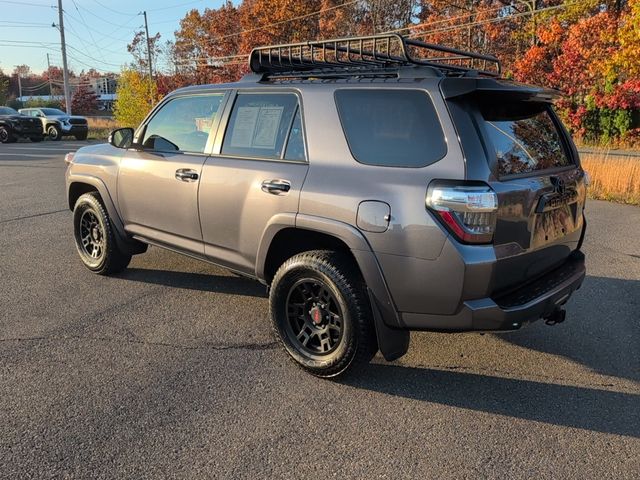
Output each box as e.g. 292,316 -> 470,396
480,102 -> 573,176
335,89 -> 447,168
221,93 -> 301,160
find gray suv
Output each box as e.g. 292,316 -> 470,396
19,107 -> 88,141
65,35 -> 587,377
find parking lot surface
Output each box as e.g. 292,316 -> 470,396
1,140 -> 639,479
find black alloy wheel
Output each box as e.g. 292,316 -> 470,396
78,209 -> 105,261
0,126 -> 15,143
285,279 -> 344,356
269,250 -> 378,378
73,192 -> 131,275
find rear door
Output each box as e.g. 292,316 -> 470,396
447,91 -> 587,292
198,90 -> 308,275
117,92 -> 227,255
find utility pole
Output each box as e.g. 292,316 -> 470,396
46,53 -> 53,97
142,11 -> 153,79
57,0 -> 72,114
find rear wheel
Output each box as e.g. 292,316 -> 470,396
269,250 -> 378,378
47,125 -> 62,141
75,132 -> 88,141
0,126 -> 16,143
73,192 -> 131,275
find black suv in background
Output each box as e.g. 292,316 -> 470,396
0,106 -> 44,143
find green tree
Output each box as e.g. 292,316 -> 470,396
113,69 -> 160,128
0,69 -> 9,105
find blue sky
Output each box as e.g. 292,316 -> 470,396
0,0 -> 230,75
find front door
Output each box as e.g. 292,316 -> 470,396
199,91 -> 308,274
117,92 -> 227,255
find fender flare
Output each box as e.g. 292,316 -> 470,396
256,213 -> 409,361
66,173 -> 146,255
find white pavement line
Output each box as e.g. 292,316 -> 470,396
0,153 -> 64,158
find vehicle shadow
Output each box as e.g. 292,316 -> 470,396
342,363 -> 640,438
498,275 -> 640,383
118,268 -> 267,298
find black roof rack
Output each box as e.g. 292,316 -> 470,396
248,33 -> 501,80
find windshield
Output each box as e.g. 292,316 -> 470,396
480,102 -> 573,177
41,108 -> 66,115
0,107 -> 18,115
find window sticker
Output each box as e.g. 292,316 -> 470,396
230,106 -> 260,148
252,106 -> 284,149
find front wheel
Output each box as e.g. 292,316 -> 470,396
47,125 -> 62,141
73,192 -> 131,275
269,250 -> 378,378
0,126 -> 16,143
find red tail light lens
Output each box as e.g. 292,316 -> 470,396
426,183 -> 498,244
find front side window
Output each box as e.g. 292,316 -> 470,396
480,102 -> 573,176
221,93 -> 300,160
335,89 -> 447,168
142,94 -> 224,154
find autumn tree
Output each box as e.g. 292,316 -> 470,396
69,82 -> 99,115
128,30 -> 163,74
174,1 -> 244,85
114,69 -> 160,128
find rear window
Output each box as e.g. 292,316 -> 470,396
335,89 -> 447,168
480,102 -> 573,176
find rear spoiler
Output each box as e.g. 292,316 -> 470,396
440,77 -> 562,103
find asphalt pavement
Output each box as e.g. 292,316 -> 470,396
1,140 -> 639,479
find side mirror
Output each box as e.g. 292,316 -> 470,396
108,127 -> 135,149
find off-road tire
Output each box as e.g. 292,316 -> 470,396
73,192 -> 131,275
0,126 -> 16,143
269,250 -> 378,378
47,125 -> 62,141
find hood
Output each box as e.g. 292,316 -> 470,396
0,114 -> 27,121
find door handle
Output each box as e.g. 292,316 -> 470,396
175,169 -> 199,182
261,179 -> 291,195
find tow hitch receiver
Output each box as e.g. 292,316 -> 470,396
544,308 -> 566,326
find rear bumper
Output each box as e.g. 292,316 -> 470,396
401,250 -> 585,331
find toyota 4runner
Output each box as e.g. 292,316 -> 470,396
65,35 -> 587,377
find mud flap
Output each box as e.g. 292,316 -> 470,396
367,289 -> 410,361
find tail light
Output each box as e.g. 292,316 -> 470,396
426,182 -> 498,244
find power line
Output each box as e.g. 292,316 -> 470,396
406,2 -> 576,40
70,0 -> 107,63
179,0 -> 359,49
0,0 -> 53,7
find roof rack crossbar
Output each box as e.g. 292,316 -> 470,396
249,33 -> 501,80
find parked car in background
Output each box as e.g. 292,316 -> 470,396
0,106 -> 44,143
19,107 -> 88,141
64,34 -> 587,378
